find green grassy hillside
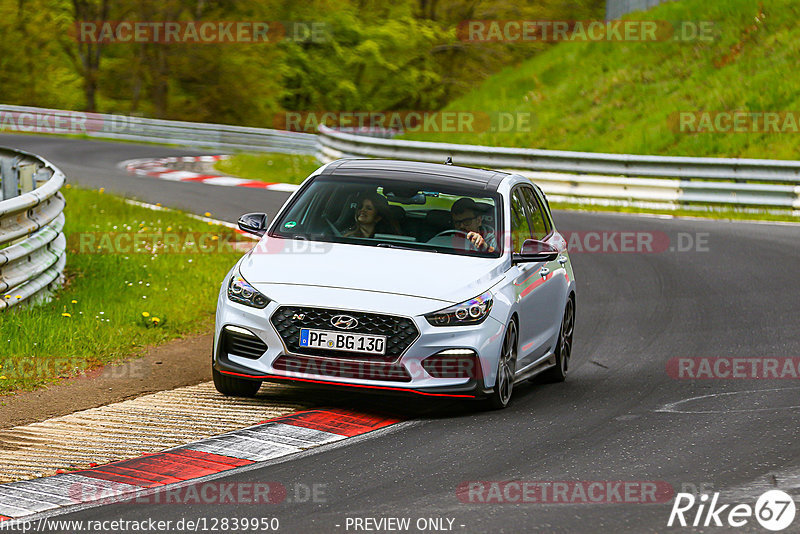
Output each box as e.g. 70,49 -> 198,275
405,0 -> 800,160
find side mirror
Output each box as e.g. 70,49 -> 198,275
237,212 -> 268,237
512,239 -> 559,264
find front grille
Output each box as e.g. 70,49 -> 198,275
270,306 -> 419,363
222,328 -> 268,359
273,355 -> 412,382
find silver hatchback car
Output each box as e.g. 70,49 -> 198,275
213,159 -> 576,409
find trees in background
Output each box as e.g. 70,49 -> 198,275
0,0 -> 603,126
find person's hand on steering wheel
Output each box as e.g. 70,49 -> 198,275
465,231 -> 487,250
430,229 -> 479,251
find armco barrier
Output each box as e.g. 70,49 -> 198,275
317,125 -> 800,211
0,104 -> 317,155
0,147 -> 67,310
2,105 -> 799,211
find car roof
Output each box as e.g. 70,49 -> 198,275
319,159 -> 510,192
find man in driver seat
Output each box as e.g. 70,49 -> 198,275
451,198 -> 496,253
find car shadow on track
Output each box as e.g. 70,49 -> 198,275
249,378 -> 568,422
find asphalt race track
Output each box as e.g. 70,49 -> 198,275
3,133 -> 800,533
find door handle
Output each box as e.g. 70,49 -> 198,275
539,267 -> 550,278
558,256 -> 568,265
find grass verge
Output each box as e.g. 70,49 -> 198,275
214,152 -> 320,184
402,0 -> 800,161
0,186 -> 247,394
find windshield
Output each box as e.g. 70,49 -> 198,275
271,176 -> 503,257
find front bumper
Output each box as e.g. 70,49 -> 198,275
213,289 -> 506,399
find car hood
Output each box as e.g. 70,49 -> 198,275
239,237 -> 507,305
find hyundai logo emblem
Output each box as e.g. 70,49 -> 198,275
331,314 -> 358,330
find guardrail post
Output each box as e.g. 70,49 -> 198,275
0,157 -> 19,201
32,168 -> 50,191
18,164 -> 36,194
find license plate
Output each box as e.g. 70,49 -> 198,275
299,328 -> 386,355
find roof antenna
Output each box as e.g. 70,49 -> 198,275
444,156 -> 453,165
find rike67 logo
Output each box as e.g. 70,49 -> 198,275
668,490 -> 796,531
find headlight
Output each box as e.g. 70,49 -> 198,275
425,291 -> 493,326
227,267 -> 270,309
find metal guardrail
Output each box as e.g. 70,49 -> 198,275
0,104 -> 318,155
318,125 -> 800,211
606,0 -> 675,21
0,147 -> 67,310
1,105 -> 798,211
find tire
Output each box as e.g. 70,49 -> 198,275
213,368 -> 262,397
540,297 -> 574,383
482,320 -> 518,410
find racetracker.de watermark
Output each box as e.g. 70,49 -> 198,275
667,357 -> 800,380
672,111 -> 800,134
75,21 -> 328,43
456,481 -> 674,504
67,481 -> 327,505
0,110 -> 142,135
70,232 -> 332,255
457,20 -> 715,42
560,231 -> 709,254
274,111 -> 534,134
0,357 -> 148,380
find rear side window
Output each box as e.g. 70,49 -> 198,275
521,187 -> 550,240
510,190 -> 532,252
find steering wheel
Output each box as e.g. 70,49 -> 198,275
429,229 -> 479,250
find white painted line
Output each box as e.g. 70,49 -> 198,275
656,386 -> 800,414
121,198 -> 257,238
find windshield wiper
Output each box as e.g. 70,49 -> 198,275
376,243 -> 436,253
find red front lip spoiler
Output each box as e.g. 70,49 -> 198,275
219,369 -> 478,398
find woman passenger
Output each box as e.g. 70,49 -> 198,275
344,193 -> 400,238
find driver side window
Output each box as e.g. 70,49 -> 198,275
510,190 -> 533,252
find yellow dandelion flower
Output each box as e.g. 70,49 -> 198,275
204,212 -> 211,217
0,376 -> 7,380
71,300 -> 78,304
152,317 -> 161,324
142,312 -> 150,318
99,187 -> 105,194
61,313 -> 71,318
